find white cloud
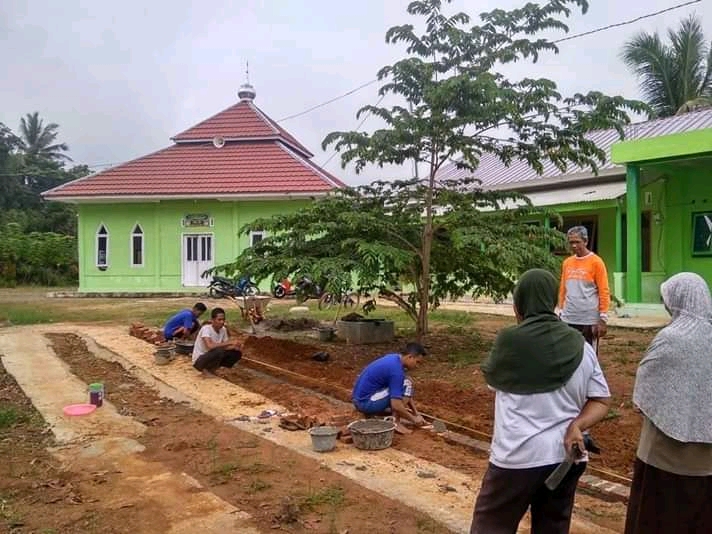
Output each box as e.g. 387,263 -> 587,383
1,0 -> 707,184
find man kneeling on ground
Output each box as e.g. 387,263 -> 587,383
163,302 -> 207,341
351,342 -> 428,434
191,307 -> 242,378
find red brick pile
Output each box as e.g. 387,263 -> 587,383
278,413 -> 355,443
129,322 -> 165,345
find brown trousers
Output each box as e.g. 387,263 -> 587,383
470,462 -> 586,534
567,323 -> 596,346
625,458 -> 712,534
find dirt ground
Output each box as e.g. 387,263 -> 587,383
233,314 -> 654,479
0,362 -> 185,534
36,333 -> 453,534
128,322 -> 631,532
216,339 -> 628,532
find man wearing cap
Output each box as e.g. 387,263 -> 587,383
352,342 -> 428,434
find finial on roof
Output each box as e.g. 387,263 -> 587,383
238,60 -> 256,101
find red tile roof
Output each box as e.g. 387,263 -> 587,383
44,94 -> 346,200
172,100 -> 313,157
44,141 -> 345,199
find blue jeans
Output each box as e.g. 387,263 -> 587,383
352,377 -> 413,415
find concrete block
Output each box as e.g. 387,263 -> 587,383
336,319 -> 395,344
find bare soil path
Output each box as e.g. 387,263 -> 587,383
0,323 -> 626,533
0,327 -> 454,533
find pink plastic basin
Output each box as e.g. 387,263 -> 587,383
63,403 -> 97,416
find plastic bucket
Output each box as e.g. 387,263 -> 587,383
317,327 -> 335,342
154,350 -> 172,365
308,426 -> 339,452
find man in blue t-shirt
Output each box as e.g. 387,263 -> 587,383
352,342 -> 428,434
163,302 -> 207,341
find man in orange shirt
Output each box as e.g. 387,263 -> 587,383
558,226 -> 610,350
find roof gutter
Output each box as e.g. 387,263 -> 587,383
483,167 -> 625,193
42,191 -> 333,204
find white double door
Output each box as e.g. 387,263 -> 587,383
182,234 -> 214,287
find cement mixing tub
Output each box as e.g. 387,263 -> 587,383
336,319 -> 394,345
348,419 -> 396,450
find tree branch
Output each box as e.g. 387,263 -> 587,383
378,287 -> 418,322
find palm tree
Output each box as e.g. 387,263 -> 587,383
18,112 -> 71,161
621,15 -> 712,118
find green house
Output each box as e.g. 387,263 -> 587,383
440,109 -> 712,314
42,83 -> 344,293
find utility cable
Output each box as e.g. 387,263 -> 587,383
553,0 -> 701,44
320,94 -> 386,168
282,0 -> 701,124
276,79 -> 380,122
12,0 -> 698,174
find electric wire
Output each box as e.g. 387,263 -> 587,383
3,0 -> 700,174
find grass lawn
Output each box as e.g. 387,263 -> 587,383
0,287 -> 462,335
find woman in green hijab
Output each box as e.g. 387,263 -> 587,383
470,269 -> 612,534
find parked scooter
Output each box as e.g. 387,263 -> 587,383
272,278 -> 295,299
206,274 -> 259,298
294,276 -> 323,303
273,276 -> 322,301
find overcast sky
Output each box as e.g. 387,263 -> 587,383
1,0 -> 708,185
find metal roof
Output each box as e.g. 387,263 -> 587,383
438,108 -> 712,190
512,182 -> 627,208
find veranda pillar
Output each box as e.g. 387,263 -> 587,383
615,199 -> 623,273
625,165 -> 642,302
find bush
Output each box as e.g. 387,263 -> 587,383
0,224 -> 77,286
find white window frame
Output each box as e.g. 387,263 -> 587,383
250,230 -> 266,247
130,223 -> 144,267
96,224 -> 109,268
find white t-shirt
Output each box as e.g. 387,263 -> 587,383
192,324 -> 228,363
489,343 -> 610,469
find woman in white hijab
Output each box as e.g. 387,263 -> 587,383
625,272 -> 712,534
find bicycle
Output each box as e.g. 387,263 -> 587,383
318,290 -> 360,310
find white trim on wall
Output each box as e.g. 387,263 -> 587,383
249,229 -> 266,247
96,223 -> 109,268
130,223 -> 144,267
44,191 -> 331,204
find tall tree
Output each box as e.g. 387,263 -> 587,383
621,15 -> 712,117
0,122 -> 20,169
224,178 -> 565,341
320,0 -> 644,336
0,119 -> 85,234
18,112 -> 71,162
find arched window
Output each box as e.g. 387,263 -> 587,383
131,224 -> 144,266
96,225 -> 109,267
250,229 -> 265,247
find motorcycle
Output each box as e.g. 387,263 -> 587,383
294,276 -> 323,303
272,277 -> 295,299
206,274 -> 259,298
272,276 -> 322,301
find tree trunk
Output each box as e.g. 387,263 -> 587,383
416,159 -> 436,342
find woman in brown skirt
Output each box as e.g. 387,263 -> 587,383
625,272 -> 712,534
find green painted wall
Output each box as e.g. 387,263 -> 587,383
612,128 -> 712,165
77,199 -> 309,292
553,202 -> 618,295
527,185 -> 667,304
610,125 -> 712,303
661,168 -> 712,287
